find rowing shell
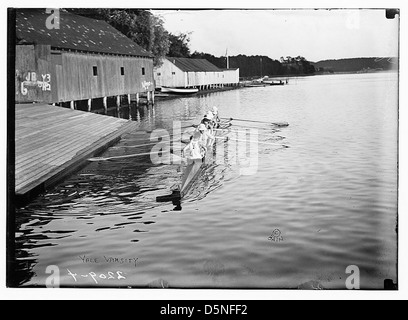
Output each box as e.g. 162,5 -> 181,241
179,121 -> 230,199
156,120 -> 230,203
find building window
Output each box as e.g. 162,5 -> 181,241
157,73 -> 161,76
121,67 -> 125,76
93,66 -> 98,76
142,67 -> 145,76
172,72 -> 176,76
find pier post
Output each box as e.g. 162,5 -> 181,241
70,101 -> 75,110
87,99 -> 92,112
128,94 -> 131,105
116,95 -> 121,109
136,93 -> 140,106
151,91 -> 155,105
103,97 -> 108,112
147,91 -> 151,105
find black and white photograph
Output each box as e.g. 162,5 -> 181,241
4,1 -> 404,299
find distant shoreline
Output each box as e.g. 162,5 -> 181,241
265,69 -> 398,79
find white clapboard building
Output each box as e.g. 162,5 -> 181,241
155,57 -> 239,90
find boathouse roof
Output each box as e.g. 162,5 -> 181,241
16,9 -> 153,58
167,57 -> 222,72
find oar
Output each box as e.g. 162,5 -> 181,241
111,141 -> 162,149
145,125 -> 196,135
88,152 -> 157,162
88,149 -> 180,162
214,127 -> 284,137
111,139 -> 190,150
224,123 -> 278,131
122,128 -> 196,143
215,136 -> 289,148
222,117 -> 289,127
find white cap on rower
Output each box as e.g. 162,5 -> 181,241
206,111 -> 214,120
212,106 -> 218,114
198,124 -> 206,131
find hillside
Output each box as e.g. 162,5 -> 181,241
313,57 -> 398,73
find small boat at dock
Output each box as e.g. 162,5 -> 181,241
245,84 -> 267,87
262,80 -> 285,86
160,87 -> 199,95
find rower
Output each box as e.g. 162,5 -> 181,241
196,123 -> 210,147
182,131 -> 206,164
212,106 -> 221,128
206,110 -> 215,123
198,122 -> 215,148
203,111 -> 216,130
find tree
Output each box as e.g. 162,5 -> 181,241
67,9 -> 170,66
168,32 -> 192,58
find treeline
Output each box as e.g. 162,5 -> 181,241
191,53 -> 315,78
314,58 -> 399,73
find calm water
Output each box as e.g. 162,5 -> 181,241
15,73 -> 398,289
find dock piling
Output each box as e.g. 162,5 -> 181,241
103,97 -> 108,112
147,91 -> 151,105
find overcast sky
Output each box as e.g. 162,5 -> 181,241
152,9 -> 399,62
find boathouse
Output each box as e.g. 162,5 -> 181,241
15,9 -> 155,109
221,68 -> 240,87
155,57 -> 239,90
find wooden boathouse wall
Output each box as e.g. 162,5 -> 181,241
15,9 -> 155,105
185,70 -> 223,87
15,44 -> 54,103
221,68 -> 240,86
15,44 -> 154,104
155,58 -> 187,89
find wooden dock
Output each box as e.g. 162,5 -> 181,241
15,104 -> 137,202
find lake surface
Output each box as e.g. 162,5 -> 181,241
15,72 -> 398,289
